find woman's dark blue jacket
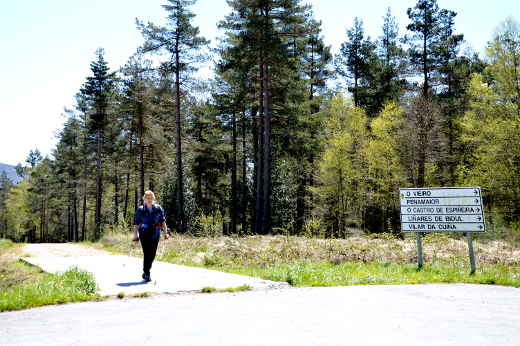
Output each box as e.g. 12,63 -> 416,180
133,204 -> 165,240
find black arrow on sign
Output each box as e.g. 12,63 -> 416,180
474,189 -> 479,195
476,208 -> 480,212
477,216 -> 482,221
475,199 -> 479,204
478,225 -> 483,229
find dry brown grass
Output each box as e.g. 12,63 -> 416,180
0,241 -> 45,290
93,231 -> 520,268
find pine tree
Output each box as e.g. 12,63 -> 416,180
73,90 -> 93,241
137,0 -> 209,233
79,48 -> 116,240
187,100 -> 230,224
374,8 -> 407,106
294,17 -> 332,233
220,0 -> 315,234
336,17 -> 378,111
25,149 -> 43,168
52,110 -> 83,241
406,0 -> 461,97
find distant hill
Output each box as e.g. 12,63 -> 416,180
0,162 -> 20,184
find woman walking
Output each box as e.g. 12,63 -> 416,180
132,190 -> 170,282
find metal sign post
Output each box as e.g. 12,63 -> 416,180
467,232 -> 476,274
416,232 -> 423,269
399,187 -> 485,273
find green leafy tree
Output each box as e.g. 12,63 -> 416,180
459,19 -> 520,222
4,181 -> 33,241
364,102 -> 408,233
311,94 -> 369,236
0,171 -> 13,238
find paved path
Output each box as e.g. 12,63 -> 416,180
20,243 -> 286,296
2,284 -> 519,346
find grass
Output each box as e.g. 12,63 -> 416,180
201,286 -> 216,293
200,284 -> 252,293
116,291 -> 152,299
0,238 -> 14,249
0,239 -> 104,312
93,230 -> 520,288
207,261 -> 519,287
0,265 -> 102,312
131,292 -> 150,298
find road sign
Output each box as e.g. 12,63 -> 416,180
399,187 -> 486,233
399,186 -> 485,273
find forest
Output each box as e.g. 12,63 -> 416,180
1,0 -> 519,242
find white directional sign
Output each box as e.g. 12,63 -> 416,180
399,187 -> 486,232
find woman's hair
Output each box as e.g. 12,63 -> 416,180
142,190 -> 156,201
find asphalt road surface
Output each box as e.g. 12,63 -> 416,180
2,284 -> 519,346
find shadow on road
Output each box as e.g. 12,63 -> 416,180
116,281 -> 148,287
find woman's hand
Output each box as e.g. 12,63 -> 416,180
163,229 -> 171,240
162,224 -> 171,240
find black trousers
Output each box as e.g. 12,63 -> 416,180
139,235 -> 159,275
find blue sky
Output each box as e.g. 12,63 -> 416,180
1,0 -> 518,166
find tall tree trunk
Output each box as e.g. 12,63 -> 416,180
123,131 -> 133,221
134,187 -> 139,210
40,199 -> 44,242
417,139 -> 426,188
231,109 -> 238,235
262,63 -> 272,235
43,186 -> 48,242
422,28 -> 428,97
149,147 -> 155,192
73,194 -> 78,242
114,159 -> 119,225
67,202 -> 71,242
353,72 -> 359,107
123,171 -> 130,221
295,174 -> 305,233
138,108 -> 145,199
81,182 -> 87,241
175,47 -> 185,233
241,110 -> 249,233
254,65 -> 265,235
94,127 -> 103,240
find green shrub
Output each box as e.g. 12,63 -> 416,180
132,292 -> 150,297
0,238 -> 14,249
0,266 -> 100,312
201,286 -> 216,293
192,211 -> 228,237
203,254 -> 226,266
303,217 -> 325,238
